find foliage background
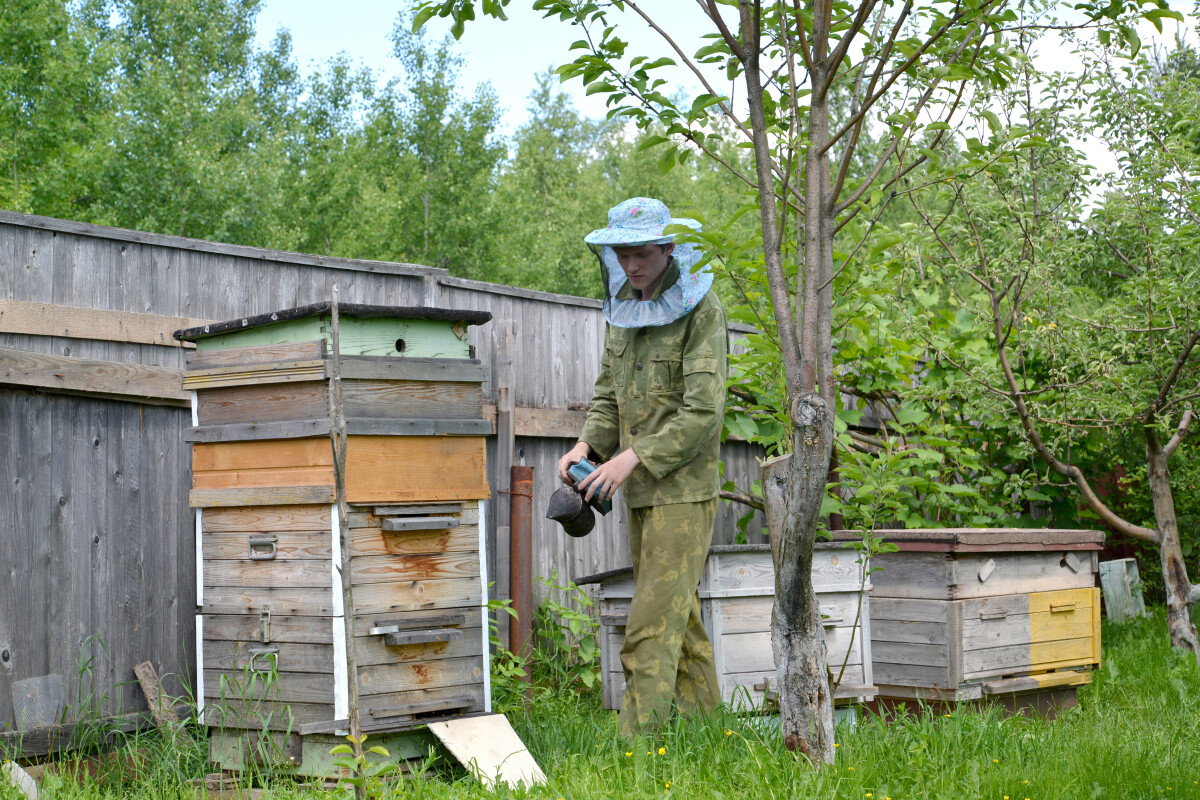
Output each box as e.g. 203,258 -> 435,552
2,0 -> 1196,597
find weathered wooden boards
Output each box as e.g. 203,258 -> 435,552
199,502 -> 488,734
189,436 -> 490,506
582,543 -> 876,713
180,304 -> 493,776
1099,558 -> 1149,623
866,529 -> 1104,707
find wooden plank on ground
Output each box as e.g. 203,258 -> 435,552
0,346 -> 188,405
133,661 -> 180,726
0,299 -> 210,348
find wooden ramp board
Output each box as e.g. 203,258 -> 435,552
426,714 -> 545,789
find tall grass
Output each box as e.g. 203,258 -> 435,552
7,611 -> 1198,800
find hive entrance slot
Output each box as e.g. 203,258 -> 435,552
368,613 -> 467,637
381,516 -> 460,532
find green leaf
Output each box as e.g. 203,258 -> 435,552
725,414 -> 758,442
981,110 -> 1001,133
868,232 -> 903,259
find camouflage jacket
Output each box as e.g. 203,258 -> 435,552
579,264 -> 729,507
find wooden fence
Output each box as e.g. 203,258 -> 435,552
0,210 -> 766,729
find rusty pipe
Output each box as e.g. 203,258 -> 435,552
509,465 -> 534,675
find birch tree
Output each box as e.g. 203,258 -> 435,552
415,0 -> 1171,761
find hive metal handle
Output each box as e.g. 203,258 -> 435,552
248,535 -> 278,561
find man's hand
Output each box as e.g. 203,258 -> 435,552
557,442 -> 593,485
577,448 -> 640,504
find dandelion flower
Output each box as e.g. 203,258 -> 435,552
658,747 -> 666,755
625,752 -> 633,757
866,794 -> 873,798
849,767 -> 855,771
665,782 -> 672,789
724,730 -> 733,736
834,743 -> 841,748
993,759 -> 999,763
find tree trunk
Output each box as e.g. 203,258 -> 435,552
763,394 -> 836,763
1145,429 -> 1200,659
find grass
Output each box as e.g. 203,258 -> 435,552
5,610 -> 1199,800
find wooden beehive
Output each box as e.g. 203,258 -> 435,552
866,529 -> 1103,709
581,543 -> 876,712
175,302 -> 493,775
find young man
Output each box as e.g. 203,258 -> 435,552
557,197 -> 728,735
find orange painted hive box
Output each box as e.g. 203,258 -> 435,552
174,303 -> 494,761
864,528 -> 1104,710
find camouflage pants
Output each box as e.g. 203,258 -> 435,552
618,498 -> 721,736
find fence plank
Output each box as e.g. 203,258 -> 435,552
0,346 -> 188,405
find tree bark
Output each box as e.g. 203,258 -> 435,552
1145,428 -> 1200,659
763,394 -> 836,764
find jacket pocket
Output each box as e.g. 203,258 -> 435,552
683,356 -> 719,376
649,352 -> 683,393
606,336 -> 630,387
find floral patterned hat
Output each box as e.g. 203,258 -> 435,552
584,197 -> 693,245
585,197 -> 714,328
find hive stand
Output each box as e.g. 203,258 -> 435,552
581,542 -> 877,715
864,529 -> 1104,716
176,302 -> 497,777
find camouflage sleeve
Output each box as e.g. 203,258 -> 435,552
632,303 -> 728,480
578,330 -> 621,460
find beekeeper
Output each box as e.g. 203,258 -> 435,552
557,197 -> 729,735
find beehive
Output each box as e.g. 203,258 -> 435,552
866,529 -> 1103,710
581,543 -> 876,712
175,302 -> 493,775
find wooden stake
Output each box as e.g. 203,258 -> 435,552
327,285 -> 366,798
132,661 -> 179,727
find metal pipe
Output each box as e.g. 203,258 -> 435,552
509,465 -> 534,675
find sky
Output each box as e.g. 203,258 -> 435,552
254,1 -> 1193,177
255,1 -> 721,135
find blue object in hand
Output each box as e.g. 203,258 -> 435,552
568,458 -> 613,515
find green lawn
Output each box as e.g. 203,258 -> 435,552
9,611 -> 1200,800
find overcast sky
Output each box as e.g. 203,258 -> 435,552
255,1 -> 1193,179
